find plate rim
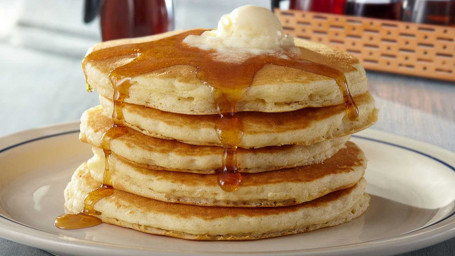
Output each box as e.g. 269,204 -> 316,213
0,122 -> 454,256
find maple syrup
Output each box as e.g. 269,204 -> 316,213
214,95 -> 244,191
54,185 -> 114,230
56,75 -> 130,229
217,146 -> 242,192
83,185 -> 115,215
55,213 -> 101,230
55,60 -> 132,229
56,80 -> 129,229
101,125 -> 129,186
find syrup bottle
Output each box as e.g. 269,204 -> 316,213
83,0 -> 174,41
344,0 -> 403,20
402,0 -> 455,26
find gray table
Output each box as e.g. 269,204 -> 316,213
0,0 -> 454,255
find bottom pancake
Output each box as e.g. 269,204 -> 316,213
64,164 -> 369,240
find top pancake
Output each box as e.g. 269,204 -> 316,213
83,30 -> 368,115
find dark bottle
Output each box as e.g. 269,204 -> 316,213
402,0 -> 455,26
344,0 -> 403,20
100,0 -> 174,41
272,0 -> 347,14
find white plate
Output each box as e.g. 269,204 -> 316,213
0,122 -> 454,256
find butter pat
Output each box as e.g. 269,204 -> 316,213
183,5 -> 296,56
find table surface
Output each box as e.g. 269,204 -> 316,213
0,1 -> 454,255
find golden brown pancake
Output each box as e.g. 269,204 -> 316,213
86,141 -> 366,207
98,92 -> 377,148
64,164 -> 369,240
81,106 -> 351,173
83,30 -> 368,115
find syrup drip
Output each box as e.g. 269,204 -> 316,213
213,91 -> 244,191
217,145 -> 242,191
55,77 -> 130,230
101,125 -> 129,186
216,108 -> 243,191
55,126 -> 125,230
54,185 -> 114,230
82,185 -> 114,215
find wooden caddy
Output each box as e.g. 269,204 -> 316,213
275,9 -> 455,82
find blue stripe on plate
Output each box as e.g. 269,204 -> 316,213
352,135 -> 455,172
0,130 -> 79,154
352,134 -> 455,233
0,130 -> 80,229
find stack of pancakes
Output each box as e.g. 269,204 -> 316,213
63,30 -> 378,240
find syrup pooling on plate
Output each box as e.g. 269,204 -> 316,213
82,29 -> 358,193
54,185 -> 113,229
54,213 -> 101,230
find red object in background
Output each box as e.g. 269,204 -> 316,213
100,0 -> 173,41
289,0 -> 347,14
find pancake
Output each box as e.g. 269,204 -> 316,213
83,30 -> 368,115
87,141 -> 366,207
64,164 -> 369,240
81,106 -> 350,173
98,92 -> 378,148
